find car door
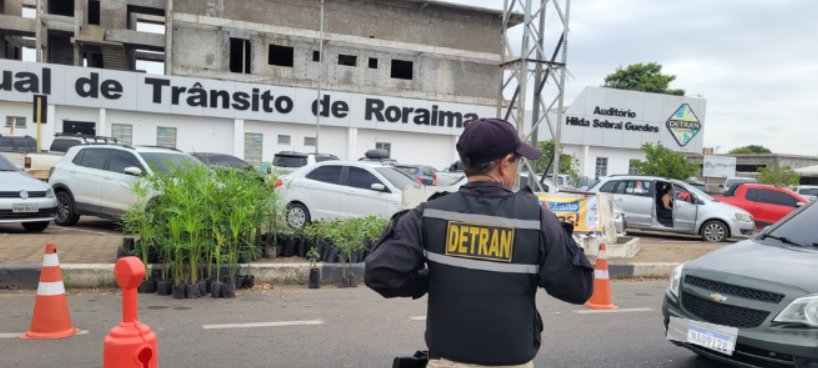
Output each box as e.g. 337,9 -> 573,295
71,148 -> 110,214
101,149 -> 146,217
300,165 -> 344,220
612,180 -> 654,227
672,184 -> 697,232
755,189 -> 801,226
338,166 -> 391,219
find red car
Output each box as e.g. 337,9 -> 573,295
713,183 -> 808,229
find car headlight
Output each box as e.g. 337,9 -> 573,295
735,213 -> 752,222
774,295 -> 818,327
46,187 -> 55,198
668,263 -> 685,298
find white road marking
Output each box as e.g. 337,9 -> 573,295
0,330 -> 88,338
409,316 -> 426,321
574,307 -> 653,314
202,319 -> 324,330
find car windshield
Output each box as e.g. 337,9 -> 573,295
139,152 -> 208,175
765,201 -> 818,247
677,181 -> 714,201
201,155 -> 252,170
274,155 -> 308,168
0,153 -> 17,171
375,167 -> 417,189
798,188 -> 818,196
396,166 -> 420,176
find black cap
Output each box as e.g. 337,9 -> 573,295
456,118 -> 541,165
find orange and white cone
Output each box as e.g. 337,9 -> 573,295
20,243 -> 80,339
585,242 -> 618,310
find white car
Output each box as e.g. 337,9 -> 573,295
788,185 -> 818,202
49,145 -> 208,225
273,151 -> 339,176
278,161 -> 418,228
0,154 -> 57,232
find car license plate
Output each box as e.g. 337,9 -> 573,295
12,203 -> 39,213
667,317 -> 738,356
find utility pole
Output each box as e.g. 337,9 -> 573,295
314,0 -> 325,154
497,0 -> 571,193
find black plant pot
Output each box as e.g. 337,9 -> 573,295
349,275 -> 358,288
350,251 -> 359,264
339,276 -> 352,288
282,238 -> 296,257
319,241 -> 330,260
275,245 -> 283,257
325,247 -> 339,263
198,280 -> 207,296
138,279 -> 155,294
235,276 -> 245,290
222,282 -> 236,298
115,247 -> 128,261
244,275 -> 256,289
211,282 -> 223,298
296,240 -> 308,257
309,268 -> 320,289
206,279 -> 213,293
185,283 -> 199,298
157,279 -> 173,296
172,284 -> 186,299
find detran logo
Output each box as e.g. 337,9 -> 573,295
546,201 -> 580,212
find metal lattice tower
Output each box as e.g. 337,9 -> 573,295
497,0 -> 571,192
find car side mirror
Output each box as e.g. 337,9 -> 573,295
370,183 -> 386,192
124,166 -> 143,176
796,202 -> 805,208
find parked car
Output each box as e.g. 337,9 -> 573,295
357,149 -> 398,166
788,185 -> 818,202
576,175 -> 592,191
396,164 -> 437,185
0,134 -> 37,153
686,181 -> 711,194
0,153 -> 57,232
713,183 -> 807,229
663,200 -> 818,367
588,175 -> 755,242
436,160 -> 465,186
190,152 -> 254,172
273,151 -> 339,176
49,145 -> 209,225
1,133 -> 121,181
720,176 -> 757,192
276,161 -> 418,228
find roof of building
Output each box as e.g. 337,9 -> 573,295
403,0 -> 524,25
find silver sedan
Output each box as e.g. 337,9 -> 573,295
0,154 -> 58,232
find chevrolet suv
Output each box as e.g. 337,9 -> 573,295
663,200 -> 818,367
49,145 -> 207,225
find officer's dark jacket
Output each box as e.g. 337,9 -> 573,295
364,181 -> 595,366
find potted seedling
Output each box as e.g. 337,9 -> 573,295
307,246 -> 321,289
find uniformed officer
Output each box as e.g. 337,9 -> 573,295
365,118 -> 595,368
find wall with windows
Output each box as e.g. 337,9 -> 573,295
244,120 -> 347,164
106,110 -> 234,153
356,128 -> 457,169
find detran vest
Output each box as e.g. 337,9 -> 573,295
421,188 -> 543,366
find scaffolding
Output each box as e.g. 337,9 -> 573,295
496,0 -> 571,192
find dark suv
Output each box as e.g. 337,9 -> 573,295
0,134 -> 37,152
663,200 -> 818,367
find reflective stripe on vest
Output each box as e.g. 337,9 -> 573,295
423,208 -> 540,230
424,250 -> 540,274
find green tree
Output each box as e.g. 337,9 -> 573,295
728,145 -> 772,154
528,140 -> 579,179
757,164 -> 800,187
603,62 -> 685,96
631,142 -> 698,180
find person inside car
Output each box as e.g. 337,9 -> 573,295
659,185 -> 675,217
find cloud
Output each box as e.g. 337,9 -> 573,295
445,0 -> 818,155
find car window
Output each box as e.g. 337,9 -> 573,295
798,188 -> 818,196
614,180 -> 651,195
0,153 -> 16,171
71,150 -> 85,165
274,155 -> 308,167
765,201 -> 818,246
50,139 -> 81,153
0,138 -> 13,151
139,152 -> 207,175
758,189 -> 800,207
397,166 -> 419,176
108,150 -> 144,174
305,165 -> 343,185
745,188 -> 759,201
375,167 -> 417,189
345,167 -> 384,190
315,155 -> 338,163
79,149 -> 110,170
15,138 -> 34,151
598,180 -> 617,193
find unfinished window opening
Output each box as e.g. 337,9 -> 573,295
368,58 -> 378,69
338,54 -> 357,67
391,59 -> 413,80
22,6 -> 36,19
83,51 -> 104,68
312,51 -> 320,62
48,0 -> 74,17
230,38 -> 251,74
136,59 -> 164,75
268,44 -> 294,67
88,1 -> 100,25
136,20 -> 165,34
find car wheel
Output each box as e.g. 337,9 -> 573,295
55,191 -> 80,226
286,203 -> 310,229
22,221 -> 49,232
701,221 -> 728,242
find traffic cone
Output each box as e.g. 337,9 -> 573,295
585,242 -> 618,310
20,243 -> 80,339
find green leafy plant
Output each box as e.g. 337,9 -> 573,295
307,247 -> 320,269
603,62 -> 685,96
729,145 -> 772,154
631,142 -> 698,180
758,164 -> 800,187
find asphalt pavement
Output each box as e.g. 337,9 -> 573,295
0,281 -> 729,368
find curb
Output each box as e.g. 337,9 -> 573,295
0,262 -> 367,289
0,261 -> 678,289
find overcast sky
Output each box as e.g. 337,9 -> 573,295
445,0 -> 817,156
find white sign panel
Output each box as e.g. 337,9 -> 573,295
702,156 -> 737,178
0,59 -> 494,136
